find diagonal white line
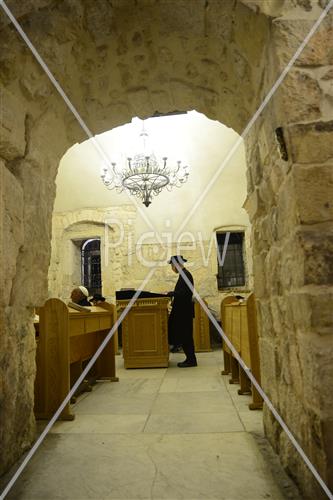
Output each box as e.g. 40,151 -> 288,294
0,0 -> 160,237
175,0 -> 333,239
219,231 -> 230,267
170,260 -> 333,500
0,267 -> 158,499
1,0 -> 332,497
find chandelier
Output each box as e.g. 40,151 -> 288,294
100,121 -> 190,207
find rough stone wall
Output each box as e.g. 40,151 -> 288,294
49,206 -> 137,299
244,5 -> 333,497
0,1 -> 332,498
0,66 -> 70,470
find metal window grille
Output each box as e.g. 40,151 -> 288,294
216,232 -> 245,289
81,239 -> 102,296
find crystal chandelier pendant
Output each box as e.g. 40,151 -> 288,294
100,120 -> 190,207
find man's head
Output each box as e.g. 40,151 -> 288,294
70,286 -> 89,304
168,255 -> 187,274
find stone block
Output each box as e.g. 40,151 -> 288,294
270,295 -> 295,337
243,188 -> 266,220
286,121 -> 333,164
273,17 -> 333,68
151,89 -> 173,114
300,229 -> 333,286
298,332 -> 333,418
170,80 -> 196,113
322,419 -> 333,491
158,0 -> 206,37
293,164 -> 333,224
9,163 -> 55,308
268,161 -> 284,198
205,0 -> 233,42
259,337 -> 279,403
127,87 -> 153,117
276,69 -> 322,123
275,175 -> 298,241
289,292 -> 312,333
286,343 -> 304,395
26,108 -> 69,169
0,163 -> 24,307
310,292 -> 333,335
233,0 -> 270,66
265,247 -> 282,296
257,299 -> 275,338
0,89 -> 26,161
253,252 -> 267,298
0,309 -> 36,474
258,177 -> 276,212
280,242 -> 304,289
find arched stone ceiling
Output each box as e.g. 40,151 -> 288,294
0,0 -> 270,148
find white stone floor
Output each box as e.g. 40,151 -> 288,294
5,350 -> 301,500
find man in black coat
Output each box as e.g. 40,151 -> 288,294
167,256 -> 197,367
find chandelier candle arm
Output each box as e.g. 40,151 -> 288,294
99,120 -> 190,206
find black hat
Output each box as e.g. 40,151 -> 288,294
167,255 -> 187,265
90,293 -> 106,302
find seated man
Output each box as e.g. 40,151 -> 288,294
70,286 -> 90,306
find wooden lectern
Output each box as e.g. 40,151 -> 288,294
117,297 -> 170,368
193,300 -> 212,352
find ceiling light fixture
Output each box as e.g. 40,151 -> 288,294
100,121 -> 189,207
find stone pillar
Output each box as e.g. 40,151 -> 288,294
244,10 -> 333,497
0,86 -> 65,474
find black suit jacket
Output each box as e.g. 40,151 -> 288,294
168,267 -> 194,344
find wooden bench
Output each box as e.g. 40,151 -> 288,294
220,293 -> 263,410
34,298 -> 118,420
193,300 -> 212,352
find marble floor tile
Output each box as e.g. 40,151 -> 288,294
94,378 -> 162,396
151,392 -> 236,415
7,433 -> 293,500
51,414 -> 148,434
144,411 -> 244,434
115,366 -> 167,379
164,363 -> 222,378
3,350 -> 300,500
237,410 -> 264,434
75,392 -> 156,415
159,375 -> 226,393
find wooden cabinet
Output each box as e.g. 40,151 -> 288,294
35,299 -> 118,420
193,300 -> 212,352
117,297 -> 170,368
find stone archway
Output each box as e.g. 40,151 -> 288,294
1,1 -> 332,498
48,207 -> 137,299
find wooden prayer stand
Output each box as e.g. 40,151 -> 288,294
220,293 -> 263,410
117,297 -> 169,368
245,293 -> 263,410
34,298 -> 118,421
193,300 -> 212,352
220,296 -> 239,377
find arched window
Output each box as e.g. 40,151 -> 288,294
81,239 -> 102,295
